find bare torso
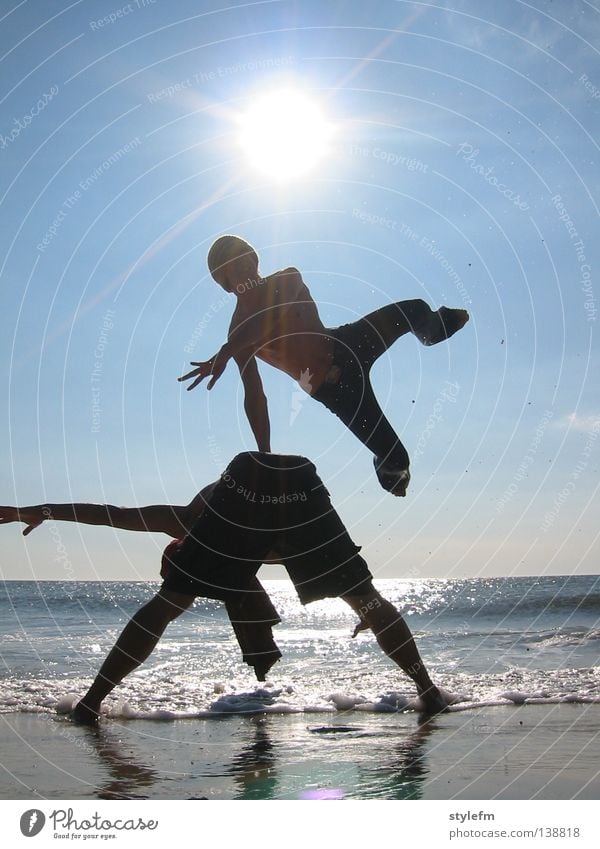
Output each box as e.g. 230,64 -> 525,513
228,268 -> 334,391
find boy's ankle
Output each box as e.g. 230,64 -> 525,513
71,699 -> 101,725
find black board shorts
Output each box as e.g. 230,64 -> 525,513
162,452 -> 373,605
311,323 -> 410,473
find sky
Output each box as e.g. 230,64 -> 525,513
0,0 -> 598,581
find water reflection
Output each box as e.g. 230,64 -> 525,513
228,716 -> 279,799
352,717 -> 437,799
68,711 -> 445,800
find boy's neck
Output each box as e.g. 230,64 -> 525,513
233,273 -> 264,296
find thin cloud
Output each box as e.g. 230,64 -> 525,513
557,412 -> 600,432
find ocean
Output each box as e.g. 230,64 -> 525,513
1,576 -> 599,800
2,576 -> 599,718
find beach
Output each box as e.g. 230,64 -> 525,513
1,704 -> 598,800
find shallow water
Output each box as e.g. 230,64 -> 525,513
1,576 -> 599,718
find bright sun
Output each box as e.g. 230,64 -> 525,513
238,89 -> 333,182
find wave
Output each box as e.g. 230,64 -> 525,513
529,628 -> 600,648
3,668 -> 599,719
49,687 -> 600,719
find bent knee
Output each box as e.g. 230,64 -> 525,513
153,590 -> 194,622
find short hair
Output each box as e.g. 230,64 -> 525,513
207,235 -> 259,279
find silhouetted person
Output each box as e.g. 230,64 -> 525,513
180,236 -> 468,495
0,479 -> 281,680
63,452 -> 454,723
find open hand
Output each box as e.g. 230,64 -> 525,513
178,347 -> 230,391
351,618 -> 370,638
0,505 -> 46,536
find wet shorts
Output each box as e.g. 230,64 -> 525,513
162,452 -> 373,605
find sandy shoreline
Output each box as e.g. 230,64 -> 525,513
0,703 -> 598,800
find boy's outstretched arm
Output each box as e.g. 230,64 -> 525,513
0,491 -> 214,539
236,351 -> 271,452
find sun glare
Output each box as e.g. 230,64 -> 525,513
238,89 -> 333,182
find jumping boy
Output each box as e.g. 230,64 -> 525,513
179,236 -> 468,496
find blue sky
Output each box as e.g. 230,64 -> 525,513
0,0 -> 598,580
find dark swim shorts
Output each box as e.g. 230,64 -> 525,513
311,323 -> 410,474
162,452 -> 373,605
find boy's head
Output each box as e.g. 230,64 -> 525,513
207,235 -> 259,291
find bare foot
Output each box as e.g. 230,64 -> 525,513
71,700 -> 101,725
373,459 -> 410,496
417,307 -> 470,346
417,685 -> 457,716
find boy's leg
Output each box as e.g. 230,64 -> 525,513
342,588 -> 450,714
312,370 -> 411,495
355,300 -> 469,360
72,589 -> 194,724
313,301 -> 467,496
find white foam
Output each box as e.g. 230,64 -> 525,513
2,674 -> 599,721
500,690 -> 529,704
303,704 -> 336,713
264,703 -> 302,714
208,688 -> 288,715
328,693 -> 368,710
378,692 -> 413,710
501,690 -> 551,704
44,688 -> 600,720
373,702 -> 400,713
55,695 -> 78,714
213,700 -> 269,714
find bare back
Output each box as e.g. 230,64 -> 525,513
228,268 -> 334,390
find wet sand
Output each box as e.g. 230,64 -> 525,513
0,703 -> 598,800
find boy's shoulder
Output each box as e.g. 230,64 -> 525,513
270,266 -> 303,284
